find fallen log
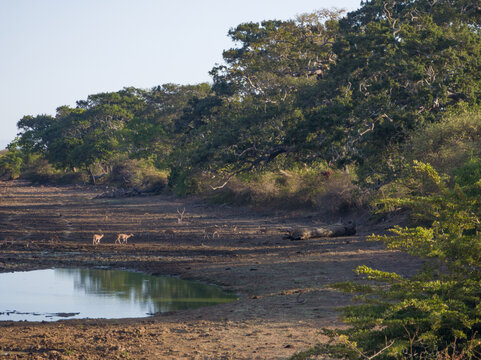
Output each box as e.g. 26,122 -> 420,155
286,220 -> 356,240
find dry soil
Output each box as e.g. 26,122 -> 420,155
0,180 -> 420,359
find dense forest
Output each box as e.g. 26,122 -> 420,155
2,0 -> 481,358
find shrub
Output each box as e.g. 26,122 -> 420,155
198,162 -> 367,212
108,157 -> 168,193
0,149 -> 23,180
356,111 -> 481,188
406,112 -> 481,176
315,162 -> 481,359
453,158 -> 481,197
21,155 -> 63,183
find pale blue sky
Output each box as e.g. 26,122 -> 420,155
0,0 -> 361,149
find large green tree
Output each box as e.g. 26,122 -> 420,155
17,89 -> 140,183
172,10 -> 344,189
16,85 -> 212,183
127,83 -> 211,167
298,0 -> 481,166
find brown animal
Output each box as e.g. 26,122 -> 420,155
177,208 -> 186,224
203,226 -> 220,240
115,233 -> 134,244
92,234 -> 104,245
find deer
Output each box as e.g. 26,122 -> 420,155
177,208 -> 185,224
92,234 -> 104,245
115,233 -> 134,244
203,226 -> 220,240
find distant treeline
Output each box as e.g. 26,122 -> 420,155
4,0 -> 481,192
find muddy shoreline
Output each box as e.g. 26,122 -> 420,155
0,181 -> 420,359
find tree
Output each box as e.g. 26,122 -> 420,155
171,10 -> 344,190
298,0 -> 481,167
16,90 -> 139,183
211,9 -> 343,100
16,114 -> 56,153
127,83 -> 211,167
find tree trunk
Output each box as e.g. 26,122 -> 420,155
87,166 -> 96,185
286,221 -> 356,240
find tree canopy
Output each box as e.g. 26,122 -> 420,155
12,1 -> 481,188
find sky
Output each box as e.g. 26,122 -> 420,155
0,0 -> 361,149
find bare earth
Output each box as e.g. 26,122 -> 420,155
0,181 -> 420,360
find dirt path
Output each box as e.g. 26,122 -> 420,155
0,181 -> 420,359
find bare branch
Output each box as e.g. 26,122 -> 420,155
234,145 -> 257,157
210,146 -> 291,190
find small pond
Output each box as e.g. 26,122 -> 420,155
0,268 -> 237,322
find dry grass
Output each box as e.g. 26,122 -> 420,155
107,158 -> 168,192
202,166 -> 367,213
406,112 -> 481,175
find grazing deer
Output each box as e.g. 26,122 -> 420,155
177,208 -> 185,224
92,234 -> 104,245
115,233 -> 134,244
203,226 -> 220,240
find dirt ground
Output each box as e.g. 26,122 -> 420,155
0,180 -> 421,360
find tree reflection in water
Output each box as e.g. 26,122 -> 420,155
56,268 -> 236,314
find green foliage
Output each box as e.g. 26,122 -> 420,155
128,83 -> 211,166
299,0 -> 481,166
406,111 -> 481,176
357,111 -> 481,187
211,9 -> 343,100
167,167 -> 200,196
453,158 -> 481,197
0,141 -> 24,179
107,157 -> 168,193
16,84 -> 209,185
191,160 -> 365,211
10,1 -> 481,203
21,155 -> 69,184
177,9 -> 344,182
318,162 -> 481,359
171,1 -> 481,189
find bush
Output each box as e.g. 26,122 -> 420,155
197,162 -> 367,212
0,149 -> 23,180
315,162 -> 481,359
108,157 -> 168,193
21,156 -> 63,183
356,111 -> 481,188
406,112 -> 481,176
453,158 -> 481,197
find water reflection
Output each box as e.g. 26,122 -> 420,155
0,268 -> 236,321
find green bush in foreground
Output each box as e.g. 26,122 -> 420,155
299,161 -> 481,359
